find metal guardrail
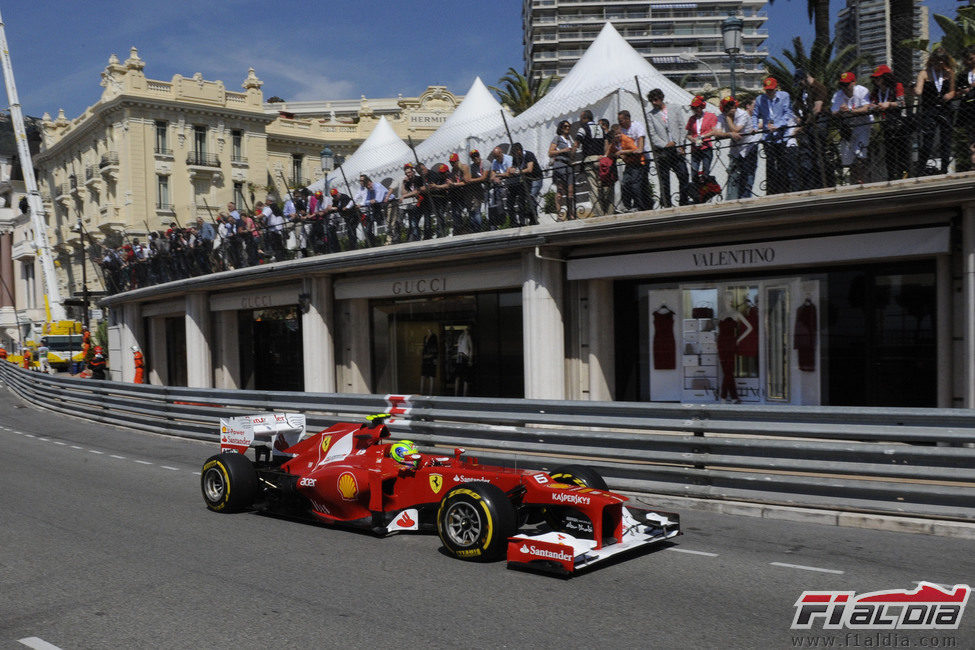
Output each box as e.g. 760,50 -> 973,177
2,361 -> 974,522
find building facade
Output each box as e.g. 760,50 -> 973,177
835,0 -> 929,79
523,0 -> 769,93
101,173 -> 975,409
18,48 -> 461,330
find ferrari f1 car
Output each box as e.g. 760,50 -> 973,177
201,413 -> 680,574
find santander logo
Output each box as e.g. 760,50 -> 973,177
519,544 -> 574,562
396,511 -> 415,527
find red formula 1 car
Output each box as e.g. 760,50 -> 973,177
201,413 -> 680,574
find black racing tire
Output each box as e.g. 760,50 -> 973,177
201,453 -> 258,513
437,482 -> 515,562
548,464 -> 608,491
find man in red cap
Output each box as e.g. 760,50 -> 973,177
446,152 -> 472,233
686,96 -> 717,178
399,163 -> 427,242
323,187 -> 355,251
869,64 -> 908,180
752,76 -> 797,194
831,71 -> 873,183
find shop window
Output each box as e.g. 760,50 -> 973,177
237,306 -> 303,391
371,291 -> 523,398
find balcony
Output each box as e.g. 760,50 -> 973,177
99,152 -> 120,183
186,152 -> 220,168
154,147 -> 174,158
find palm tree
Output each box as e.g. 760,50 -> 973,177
905,7 -> 975,61
489,68 -> 553,116
765,37 -> 873,97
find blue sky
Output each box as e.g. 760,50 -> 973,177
0,0 -> 961,119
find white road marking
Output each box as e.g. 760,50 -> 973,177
70,445 -> 82,450
24,434 -> 34,438
88,449 -> 104,455
160,465 -> 179,471
135,460 -> 152,465
771,562 -> 845,575
19,637 -> 64,650
666,548 -> 719,557
110,454 -> 126,459
52,441 -> 67,446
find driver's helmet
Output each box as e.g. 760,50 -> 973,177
390,440 -> 419,467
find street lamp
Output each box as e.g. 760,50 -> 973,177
320,146 -> 334,174
678,52 -> 720,92
70,218 -> 90,331
722,16 -> 744,97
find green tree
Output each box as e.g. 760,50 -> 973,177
905,6 -> 975,61
489,68 -> 553,116
765,37 -> 873,98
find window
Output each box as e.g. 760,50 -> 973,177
233,181 -> 244,208
232,130 -> 243,161
193,126 -> 207,156
157,175 -> 170,209
291,153 -> 303,185
155,121 -> 168,154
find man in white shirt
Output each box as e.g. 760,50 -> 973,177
354,174 -> 388,247
618,109 -> 651,211
831,71 -> 873,183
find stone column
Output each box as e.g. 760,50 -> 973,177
302,275 -> 336,393
962,205 -> 975,408
118,303 -> 142,382
213,310 -> 239,390
0,230 -> 13,308
522,250 -> 565,399
148,316 -> 167,386
185,292 -> 212,388
340,298 -> 371,393
587,279 -> 615,401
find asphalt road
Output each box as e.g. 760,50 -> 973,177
1,387 -> 973,650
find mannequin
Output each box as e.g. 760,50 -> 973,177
453,327 -> 473,396
716,294 -> 752,403
420,328 -> 438,394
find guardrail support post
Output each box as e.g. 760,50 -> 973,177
963,204 -> 975,408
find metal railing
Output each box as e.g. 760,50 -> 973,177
2,361 -> 973,522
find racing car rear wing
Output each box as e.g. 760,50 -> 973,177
219,413 -> 306,456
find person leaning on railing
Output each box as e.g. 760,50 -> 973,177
868,65 -> 909,182
831,71 -> 874,185
713,96 -> 759,201
548,120 -> 577,221
915,47 -> 957,176
793,69 -> 834,190
753,77 -> 798,195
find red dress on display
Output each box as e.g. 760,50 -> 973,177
737,306 -> 759,357
717,317 -> 740,401
794,301 -> 817,371
652,309 -> 676,369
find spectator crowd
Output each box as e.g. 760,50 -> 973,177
98,48 -> 975,295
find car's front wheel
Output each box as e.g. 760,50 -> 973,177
201,453 -> 258,513
437,482 -> 515,561
548,464 -> 608,490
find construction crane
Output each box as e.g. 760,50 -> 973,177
0,8 -> 66,322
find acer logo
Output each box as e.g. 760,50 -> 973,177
298,478 -> 317,487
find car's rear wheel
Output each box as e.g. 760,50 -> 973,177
548,464 -> 608,490
437,482 -> 515,561
201,453 -> 258,513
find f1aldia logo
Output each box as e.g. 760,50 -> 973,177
792,582 -> 970,630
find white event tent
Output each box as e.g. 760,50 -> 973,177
468,21 -> 703,167
413,77 -> 511,167
308,116 -> 412,194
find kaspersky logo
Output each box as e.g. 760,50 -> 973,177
551,492 -> 591,506
792,583 -> 970,630
518,544 -> 574,563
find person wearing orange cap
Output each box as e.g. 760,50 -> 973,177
324,187 -> 356,251
399,163 -> 426,242
915,47 -> 957,176
752,76 -> 797,194
423,163 -> 451,238
686,96 -> 718,178
831,71 -> 873,184
446,152 -> 473,233
869,65 -> 908,181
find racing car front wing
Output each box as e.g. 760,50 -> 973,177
506,507 -> 680,574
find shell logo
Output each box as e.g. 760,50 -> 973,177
337,472 -> 358,500
321,436 -> 332,454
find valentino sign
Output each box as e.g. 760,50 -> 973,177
391,277 -> 447,295
691,247 -> 775,267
